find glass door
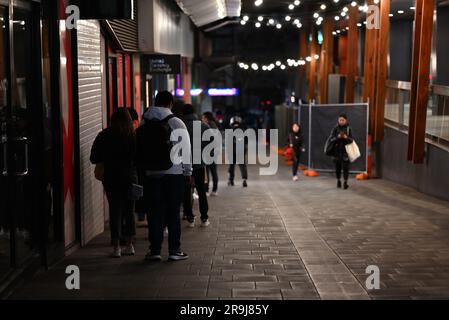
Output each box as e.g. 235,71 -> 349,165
0,4 -> 11,282
1,0 -> 47,281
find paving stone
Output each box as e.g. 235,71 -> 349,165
9,163 -> 449,300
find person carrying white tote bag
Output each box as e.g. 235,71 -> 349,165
345,138 -> 361,163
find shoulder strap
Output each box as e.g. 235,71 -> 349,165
147,114 -> 175,124
162,114 -> 175,123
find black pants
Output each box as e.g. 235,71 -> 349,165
335,160 -> 349,181
184,168 -> 209,223
228,164 -> 248,181
206,164 -> 218,193
105,188 -> 136,243
144,175 -> 185,255
292,153 -> 301,176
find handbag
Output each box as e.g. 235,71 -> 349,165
345,140 -> 361,163
284,147 -> 295,161
128,183 -> 144,201
324,137 -> 336,156
94,163 -> 104,181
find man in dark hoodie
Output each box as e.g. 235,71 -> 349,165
136,91 -> 192,262
182,104 -> 210,228
228,116 -> 248,188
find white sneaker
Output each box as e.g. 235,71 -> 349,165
122,244 -> 135,256
111,247 -> 121,258
210,192 -> 218,197
201,219 -> 210,227
193,192 -> 199,200
168,252 -> 189,261
188,219 -> 195,228
293,176 -> 299,182
206,192 -> 211,197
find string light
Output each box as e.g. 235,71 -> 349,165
238,58 -> 309,72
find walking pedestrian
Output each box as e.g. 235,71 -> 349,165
228,116 -> 248,187
202,112 -> 219,196
325,113 -> 354,190
289,123 -> 305,181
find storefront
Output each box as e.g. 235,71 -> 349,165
0,0 -> 65,294
138,0 -> 195,108
0,0 -> 134,296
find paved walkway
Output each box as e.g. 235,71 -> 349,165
10,162 -> 449,300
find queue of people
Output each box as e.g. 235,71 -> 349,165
90,91 -> 249,260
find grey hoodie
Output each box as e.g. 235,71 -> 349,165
143,107 -> 192,176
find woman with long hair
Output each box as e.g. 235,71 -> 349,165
90,108 -> 137,257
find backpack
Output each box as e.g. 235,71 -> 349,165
136,115 -> 175,171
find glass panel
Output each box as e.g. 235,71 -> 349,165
0,5 -> 11,281
427,92 -> 449,144
41,18 -> 57,244
11,8 -> 34,266
385,86 -> 400,123
384,85 -> 411,132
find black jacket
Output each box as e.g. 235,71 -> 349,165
288,131 -> 304,155
183,113 -> 210,170
90,127 -> 137,190
327,124 -> 354,161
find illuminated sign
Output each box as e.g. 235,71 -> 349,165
207,88 -> 239,97
143,54 -> 181,74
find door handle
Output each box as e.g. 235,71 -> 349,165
1,135 -> 6,176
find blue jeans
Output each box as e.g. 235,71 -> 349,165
144,175 -> 185,255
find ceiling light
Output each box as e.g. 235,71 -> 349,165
255,0 -> 263,7
288,4 -> 295,10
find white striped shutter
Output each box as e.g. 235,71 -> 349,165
77,20 -> 105,245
